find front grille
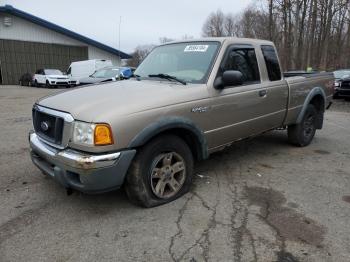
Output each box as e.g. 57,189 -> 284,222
341,81 -> 350,89
32,107 -> 64,145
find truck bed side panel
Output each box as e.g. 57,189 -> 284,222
283,73 -> 334,126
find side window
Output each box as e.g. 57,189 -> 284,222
67,67 -> 71,75
221,47 -> 260,85
261,45 -> 282,81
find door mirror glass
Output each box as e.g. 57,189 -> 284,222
214,70 -> 243,89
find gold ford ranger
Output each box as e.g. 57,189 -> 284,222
29,38 -> 334,207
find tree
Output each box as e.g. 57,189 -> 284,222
159,37 -> 174,44
202,10 -> 225,37
201,0 -> 350,71
126,45 -> 155,67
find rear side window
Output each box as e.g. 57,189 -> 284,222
261,45 -> 282,81
221,47 -> 260,85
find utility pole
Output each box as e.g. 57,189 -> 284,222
118,16 -> 121,67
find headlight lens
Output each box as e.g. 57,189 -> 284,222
72,121 -> 114,146
73,121 -> 95,145
334,82 -> 340,87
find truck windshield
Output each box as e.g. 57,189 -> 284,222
134,42 -> 220,84
334,70 -> 350,79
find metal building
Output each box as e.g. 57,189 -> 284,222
0,5 -> 131,85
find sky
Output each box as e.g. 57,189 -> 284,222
1,0 -> 253,54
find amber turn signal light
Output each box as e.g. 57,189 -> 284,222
94,124 -> 114,146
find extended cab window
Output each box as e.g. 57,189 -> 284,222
261,45 -> 282,81
220,46 -> 260,85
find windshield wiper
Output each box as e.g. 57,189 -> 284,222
148,73 -> 187,85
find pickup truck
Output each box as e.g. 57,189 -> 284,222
29,38 -> 334,207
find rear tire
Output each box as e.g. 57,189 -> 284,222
288,104 -> 318,147
125,135 -> 194,207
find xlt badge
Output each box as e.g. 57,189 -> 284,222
191,106 -> 210,113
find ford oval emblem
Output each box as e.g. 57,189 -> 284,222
40,121 -> 49,131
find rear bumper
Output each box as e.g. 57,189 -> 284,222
29,132 -> 136,194
335,89 -> 350,97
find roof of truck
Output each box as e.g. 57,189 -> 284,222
162,37 -> 274,46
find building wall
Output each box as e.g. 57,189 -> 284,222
0,39 -> 88,84
0,13 -> 122,84
0,13 -> 83,46
88,46 -> 121,66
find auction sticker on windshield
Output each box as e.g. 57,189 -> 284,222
184,45 -> 209,52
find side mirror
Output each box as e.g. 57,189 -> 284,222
214,70 -> 243,89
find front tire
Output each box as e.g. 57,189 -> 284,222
125,135 -> 194,207
45,81 -> 51,88
288,104 -> 318,147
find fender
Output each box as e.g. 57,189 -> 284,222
128,116 -> 209,160
296,87 -> 326,125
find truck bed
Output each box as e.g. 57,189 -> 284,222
283,72 -> 334,126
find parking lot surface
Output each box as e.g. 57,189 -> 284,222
0,85 -> 349,262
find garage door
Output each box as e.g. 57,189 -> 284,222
0,39 -> 88,85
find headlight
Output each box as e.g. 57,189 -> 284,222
334,82 -> 340,87
72,121 -> 114,146
73,121 -> 95,145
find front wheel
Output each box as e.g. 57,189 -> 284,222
288,104 -> 318,147
125,135 -> 194,207
45,81 -> 51,88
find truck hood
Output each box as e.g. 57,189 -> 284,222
37,79 -> 208,122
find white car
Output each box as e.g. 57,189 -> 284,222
33,69 -> 72,88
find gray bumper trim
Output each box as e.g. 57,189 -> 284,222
30,132 -> 120,169
29,132 -> 136,193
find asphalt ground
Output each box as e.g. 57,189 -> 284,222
0,85 -> 349,262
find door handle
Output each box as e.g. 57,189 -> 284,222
258,89 -> 267,97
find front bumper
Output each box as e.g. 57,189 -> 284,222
48,80 -> 70,86
29,132 -> 136,193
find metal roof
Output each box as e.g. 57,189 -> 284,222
0,5 -> 132,59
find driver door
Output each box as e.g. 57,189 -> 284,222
205,44 -> 282,149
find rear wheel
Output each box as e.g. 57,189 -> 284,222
288,104 -> 318,147
125,135 -> 194,207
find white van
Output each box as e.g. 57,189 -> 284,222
67,59 -> 113,84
